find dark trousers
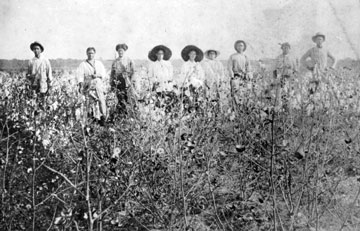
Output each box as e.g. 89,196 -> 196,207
112,74 -> 128,113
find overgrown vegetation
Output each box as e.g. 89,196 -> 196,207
1,68 -> 360,230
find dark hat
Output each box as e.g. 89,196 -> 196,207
234,40 -> 247,51
115,43 -> 128,51
280,42 -> 291,49
30,41 -> 44,52
181,45 -> 204,62
312,32 -> 325,42
204,49 -> 220,59
148,45 -> 172,61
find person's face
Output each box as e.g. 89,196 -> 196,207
208,51 -> 216,60
189,51 -> 197,61
236,42 -> 245,53
118,48 -> 125,57
32,46 -> 42,57
87,50 -> 95,60
315,37 -> 324,47
156,50 -> 164,61
282,46 -> 290,55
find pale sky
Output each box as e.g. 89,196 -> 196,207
0,0 -> 359,60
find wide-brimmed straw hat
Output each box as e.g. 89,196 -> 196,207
312,32 -> 325,42
115,43 -> 128,51
148,45 -> 172,61
234,40 -> 247,51
181,45 -> 204,62
30,41 -> 44,52
204,49 -> 220,59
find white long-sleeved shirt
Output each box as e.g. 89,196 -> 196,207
178,61 -> 205,88
28,56 -> 52,93
148,60 -> 174,92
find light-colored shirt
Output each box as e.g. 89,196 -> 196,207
275,54 -> 298,76
202,59 -> 226,88
28,56 -> 52,93
77,60 -> 106,90
178,61 -> 205,88
77,60 -> 106,83
148,60 -> 174,92
300,46 -> 336,71
227,53 -> 251,77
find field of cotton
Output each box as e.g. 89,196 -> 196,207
1,65 -> 360,231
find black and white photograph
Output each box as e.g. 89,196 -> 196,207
0,0 -> 360,230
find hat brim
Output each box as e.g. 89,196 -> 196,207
205,50 -> 220,59
234,40 -> 247,52
148,45 -> 172,61
312,35 -> 325,42
30,42 -> 44,52
181,45 -> 204,62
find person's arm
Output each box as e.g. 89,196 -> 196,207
169,62 -> 174,84
327,51 -> 336,69
129,59 -> 135,79
177,63 -> 187,87
227,55 -> 234,78
110,62 -> 116,90
201,62 -> 210,88
76,63 -> 85,93
46,59 -> 53,88
27,60 -> 32,76
300,49 -> 311,68
292,57 -> 299,73
245,55 -> 251,73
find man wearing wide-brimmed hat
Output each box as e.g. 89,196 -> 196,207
227,40 -> 251,106
110,43 -> 135,114
300,32 -> 336,74
147,45 -> 174,93
27,41 -> 53,97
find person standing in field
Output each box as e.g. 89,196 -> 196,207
274,42 -> 298,86
179,45 -> 205,90
202,49 -> 226,101
273,42 -> 298,110
147,45 -> 175,111
300,32 -> 336,76
77,47 -> 107,125
179,45 -> 205,112
228,40 -> 251,106
110,43 -> 135,114
148,45 -> 174,93
27,41 -> 52,107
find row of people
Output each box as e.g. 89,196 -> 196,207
26,32 -> 336,122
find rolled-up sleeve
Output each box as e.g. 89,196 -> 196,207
227,56 -> 234,77
46,59 -> 53,83
76,63 -> 85,83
